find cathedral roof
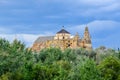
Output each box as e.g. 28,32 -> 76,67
57,29 -> 70,34
34,36 -> 54,43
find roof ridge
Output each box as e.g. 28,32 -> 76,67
57,28 -> 70,34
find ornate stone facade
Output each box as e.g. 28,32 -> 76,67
32,26 -> 92,51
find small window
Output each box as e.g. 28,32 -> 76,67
68,44 -> 70,47
63,36 -> 64,39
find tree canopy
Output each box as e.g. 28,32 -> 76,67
0,38 -> 120,80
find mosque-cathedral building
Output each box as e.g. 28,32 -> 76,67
32,26 -> 92,51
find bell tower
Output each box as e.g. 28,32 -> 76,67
83,26 -> 92,49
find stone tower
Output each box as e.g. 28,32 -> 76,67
82,26 -> 92,50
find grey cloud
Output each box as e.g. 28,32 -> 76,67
68,20 -> 120,33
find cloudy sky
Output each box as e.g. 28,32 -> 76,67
0,0 -> 120,49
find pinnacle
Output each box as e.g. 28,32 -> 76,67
85,26 -> 88,31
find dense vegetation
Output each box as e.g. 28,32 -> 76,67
0,38 -> 120,80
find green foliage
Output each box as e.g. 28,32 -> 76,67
23,64 -> 58,80
0,38 -> 120,80
95,47 -> 117,64
98,56 -> 120,80
0,38 -> 33,76
63,48 -> 76,61
38,48 -> 63,64
0,72 -> 12,80
0,38 -> 10,52
79,58 -> 101,80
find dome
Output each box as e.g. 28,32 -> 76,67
57,29 -> 70,34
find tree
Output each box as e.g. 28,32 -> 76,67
39,48 -> 63,64
98,56 -> 120,80
23,63 -> 59,80
0,39 -> 33,76
79,58 -> 101,80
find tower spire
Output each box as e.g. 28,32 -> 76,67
83,26 -> 91,43
82,26 -> 92,50
85,26 -> 88,32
